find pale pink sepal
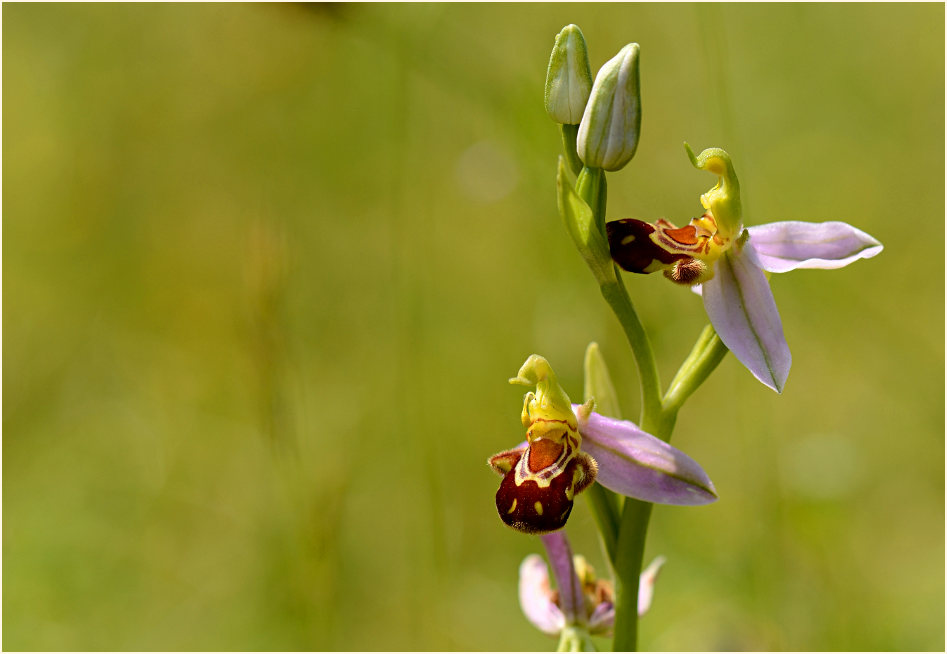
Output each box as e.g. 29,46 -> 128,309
702,245 -> 791,393
637,555 -> 666,616
518,554 -> 566,635
574,407 -> 717,505
747,220 -> 883,273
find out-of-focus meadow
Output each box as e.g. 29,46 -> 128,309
3,3 -> 944,651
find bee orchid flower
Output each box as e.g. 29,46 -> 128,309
606,145 -> 883,393
488,355 -> 716,535
519,531 -> 665,644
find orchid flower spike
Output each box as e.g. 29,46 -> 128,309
519,531 -> 666,640
605,144 -> 883,393
488,354 -> 716,535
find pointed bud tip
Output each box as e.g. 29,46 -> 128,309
577,43 -> 641,171
545,24 -> 593,124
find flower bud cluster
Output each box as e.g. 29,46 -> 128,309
545,25 -> 641,171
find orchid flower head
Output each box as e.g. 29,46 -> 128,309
488,354 -> 717,534
519,531 -> 666,638
606,145 -> 883,393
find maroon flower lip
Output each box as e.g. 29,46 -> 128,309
492,441 -> 597,535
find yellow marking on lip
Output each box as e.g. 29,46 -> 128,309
621,235 -> 636,245
508,499 -> 517,514
534,502 -> 543,515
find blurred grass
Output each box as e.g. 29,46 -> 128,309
2,3 -> 943,651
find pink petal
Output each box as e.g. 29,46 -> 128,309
637,555 -> 666,616
573,407 -> 717,505
702,245 -> 791,392
748,221 -> 883,273
518,554 -> 566,635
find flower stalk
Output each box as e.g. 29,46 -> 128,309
568,158 -> 715,650
502,21 -> 883,653
562,83 -> 737,654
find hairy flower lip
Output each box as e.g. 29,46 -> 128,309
573,405 -> 718,505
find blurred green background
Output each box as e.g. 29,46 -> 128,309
3,3 -> 944,651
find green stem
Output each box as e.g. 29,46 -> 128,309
612,498 -> 653,652
574,166 -> 606,238
560,124 -> 584,177
610,327 -> 727,650
669,324 -> 716,386
594,276 -> 667,652
572,165 -> 663,652
610,406 -> 675,651
557,625 -> 597,652
574,166 -> 662,427
599,276 -> 663,425
664,326 -> 729,414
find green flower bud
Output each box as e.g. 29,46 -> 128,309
544,24 -> 593,125
577,43 -> 641,171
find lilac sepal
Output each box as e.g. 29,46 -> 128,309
518,554 -> 565,635
702,245 -> 791,393
540,532 -> 584,622
573,406 -> 717,505
747,220 -> 883,273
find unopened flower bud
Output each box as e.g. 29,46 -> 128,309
577,43 -> 641,171
545,25 -> 593,125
